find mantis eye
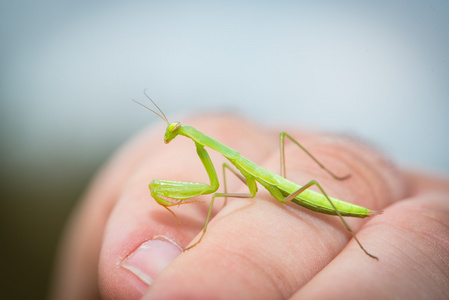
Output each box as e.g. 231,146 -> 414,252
168,122 -> 181,133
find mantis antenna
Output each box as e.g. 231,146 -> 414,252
132,90 -> 169,125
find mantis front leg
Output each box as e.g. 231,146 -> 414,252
150,144 -> 255,250
149,143 -> 220,222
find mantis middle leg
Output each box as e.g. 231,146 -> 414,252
185,163 -> 257,250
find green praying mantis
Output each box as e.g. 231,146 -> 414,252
134,93 -> 381,260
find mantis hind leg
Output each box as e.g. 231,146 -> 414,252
284,180 -> 378,260
279,132 -> 350,180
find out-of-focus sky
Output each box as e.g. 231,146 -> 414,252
1,1 -> 448,172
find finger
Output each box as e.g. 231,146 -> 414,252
141,125 -> 407,299
49,119 -> 169,299
405,169 -> 449,195
290,186 -> 449,299
97,115 -> 276,299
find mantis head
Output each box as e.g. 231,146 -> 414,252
133,90 -> 181,143
164,122 -> 181,143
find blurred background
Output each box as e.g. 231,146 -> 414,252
1,1 -> 448,298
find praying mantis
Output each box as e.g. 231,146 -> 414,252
134,93 -> 381,260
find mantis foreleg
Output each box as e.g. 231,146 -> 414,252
149,143 -> 220,222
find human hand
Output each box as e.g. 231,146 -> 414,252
50,115 -> 449,299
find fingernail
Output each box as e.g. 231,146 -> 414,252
121,235 -> 183,285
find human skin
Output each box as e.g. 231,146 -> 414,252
50,114 -> 449,299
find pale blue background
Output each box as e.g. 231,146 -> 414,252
2,1 -> 448,173
0,1 -> 448,298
